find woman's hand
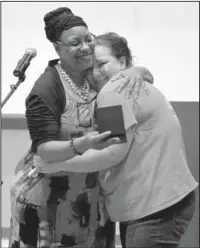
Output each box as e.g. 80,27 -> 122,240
74,131 -> 121,153
114,66 -> 154,99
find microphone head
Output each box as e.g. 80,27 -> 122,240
25,48 -> 37,57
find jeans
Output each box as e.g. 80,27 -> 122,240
120,191 -> 196,248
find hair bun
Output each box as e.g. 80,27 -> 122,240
43,7 -> 87,43
43,7 -> 73,24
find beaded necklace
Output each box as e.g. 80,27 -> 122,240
58,61 -> 90,101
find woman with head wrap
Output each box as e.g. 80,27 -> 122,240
9,7 -> 154,248
37,32 -> 198,248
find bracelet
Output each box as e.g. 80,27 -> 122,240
70,137 -> 83,155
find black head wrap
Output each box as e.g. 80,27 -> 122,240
44,7 -> 88,42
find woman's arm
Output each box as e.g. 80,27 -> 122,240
26,95 -> 79,162
35,126 -> 134,173
114,66 -> 154,98
37,140 -> 81,162
26,95 -> 117,163
35,91 -> 137,173
37,131 -> 117,163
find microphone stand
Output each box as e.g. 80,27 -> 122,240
1,74 -> 26,185
1,74 -> 26,108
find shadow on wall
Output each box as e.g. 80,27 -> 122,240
172,102 -> 199,248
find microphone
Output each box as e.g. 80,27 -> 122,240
13,48 -> 37,77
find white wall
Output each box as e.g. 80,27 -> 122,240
1,2 -> 199,114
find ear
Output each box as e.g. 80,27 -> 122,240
119,56 -> 126,70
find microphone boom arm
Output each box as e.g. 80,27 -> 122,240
1,48 -> 37,108
1,74 -> 26,108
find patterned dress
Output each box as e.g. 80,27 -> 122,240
9,63 -> 115,248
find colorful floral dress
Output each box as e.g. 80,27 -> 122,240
9,61 -> 115,248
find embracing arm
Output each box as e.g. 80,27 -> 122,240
35,91 -> 137,174
26,95 -> 80,162
27,95 -> 118,168
37,131 -> 114,164
35,126 -> 134,173
37,140 -> 80,162
134,66 -> 154,84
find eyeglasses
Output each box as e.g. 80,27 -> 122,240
57,33 -> 96,48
